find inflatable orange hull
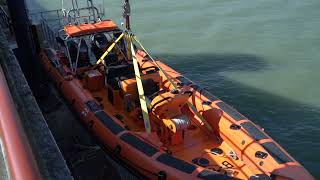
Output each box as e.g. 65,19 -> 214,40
39,48 -> 313,180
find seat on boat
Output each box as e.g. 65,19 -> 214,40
91,33 -> 109,58
149,90 -> 191,145
91,33 -> 124,66
119,78 -> 160,113
150,90 -> 190,119
104,53 -> 120,66
105,62 -> 135,90
67,40 -> 78,65
67,39 -> 91,68
91,33 -> 116,63
78,39 -> 91,67
119,78 -> 160,96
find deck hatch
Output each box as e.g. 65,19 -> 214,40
156,154 -> 196,174
240,122 -> 268,141
95,111 -> 125,135
261,142 -> 293,164
216,102 -> 246,121
120,133 -> 158,157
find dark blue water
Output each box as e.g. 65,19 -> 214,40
28,0 -> 320,178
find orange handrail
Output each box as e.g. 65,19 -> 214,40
0,66 -> 41,180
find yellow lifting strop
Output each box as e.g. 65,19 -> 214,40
129,35 -> 152,133
95,33 -> 124,67
93,31 -> 212,134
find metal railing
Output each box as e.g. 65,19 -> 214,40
39,18 -> 59,49
29,0 -> 106,49
67,6 -> 102,25
29,9 -> 65,32
28,10 -> 64,49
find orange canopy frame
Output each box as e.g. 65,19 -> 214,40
64,19 -> 118,37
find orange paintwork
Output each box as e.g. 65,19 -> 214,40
150,91 -> 190,119
84,69 -> 104,91
0,66 -> 42,180
64,19 -> 118,37
38,40 -> 314,180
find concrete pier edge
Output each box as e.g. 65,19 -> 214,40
0,30 -> 73,180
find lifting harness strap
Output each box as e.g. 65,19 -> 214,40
94,33 -> 124,67
129,35 -> 152,133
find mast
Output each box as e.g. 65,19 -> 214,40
123,0 -> 131,31
121,0 -> 152,133
122,0 -> 132,60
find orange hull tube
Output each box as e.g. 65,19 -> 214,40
136,50 -> 313,180
136,51 -> 313,180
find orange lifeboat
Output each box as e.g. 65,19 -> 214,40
37,1 -> 314,179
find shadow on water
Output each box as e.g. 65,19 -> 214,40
157,53 -> 320,178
